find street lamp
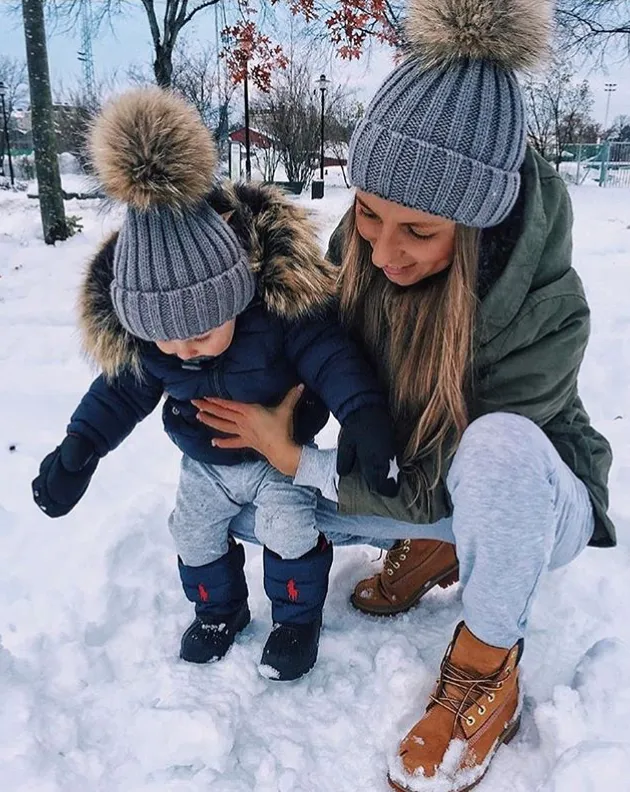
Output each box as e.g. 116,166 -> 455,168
604,83 -> 617,135
312,74 -> 330,200
0,81 -> 15,187
317,74 -> 330,181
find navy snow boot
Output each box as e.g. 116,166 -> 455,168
178,540 -> 250,664
260,536 -> 333,681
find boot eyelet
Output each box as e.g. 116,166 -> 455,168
399,554 -> 407,561
387,569 -> 394,576
487,693 -> 495,702
478,706 -> 486,715
497,682 -> 504,689
466,716 -> 475,726
393,562 -> 400,569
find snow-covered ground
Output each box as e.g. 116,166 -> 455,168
1,181 -> 629,792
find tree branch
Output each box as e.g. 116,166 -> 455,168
141,0 -> 162,49
183,0 -> 222,26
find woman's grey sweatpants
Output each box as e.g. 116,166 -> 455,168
169,456 -> 320,565
227,413 -> 596,648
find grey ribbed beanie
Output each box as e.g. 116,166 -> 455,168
90,87 -> 255,341
349,0 -> 553,228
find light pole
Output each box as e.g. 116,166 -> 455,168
312,74 -> 330,199
604,83 -> 617,136
317,74 -> 330,181
0,81 -> 15,187
243,62 -> 252,181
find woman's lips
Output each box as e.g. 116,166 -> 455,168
383,265 -> 411,278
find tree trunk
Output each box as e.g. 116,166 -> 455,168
154,45 -> 174,88
22,0 -> 69,244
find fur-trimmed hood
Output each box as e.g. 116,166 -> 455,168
79,182 -> 339,378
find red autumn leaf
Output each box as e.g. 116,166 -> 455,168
221,0 -> 400,86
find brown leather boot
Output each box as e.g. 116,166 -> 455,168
351,539 -> 459,615
388,623 -> 523,792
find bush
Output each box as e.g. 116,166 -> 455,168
19,156 -> 35,180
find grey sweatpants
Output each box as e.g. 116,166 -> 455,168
228,413 -> 596,648
169,456 -> 319,565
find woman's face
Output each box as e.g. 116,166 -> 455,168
354,191 -> 457,287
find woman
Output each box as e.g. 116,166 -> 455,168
194,0 -> 615,789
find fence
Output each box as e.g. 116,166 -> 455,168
559,142 -> 630,188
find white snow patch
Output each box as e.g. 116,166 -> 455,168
257,664 -> 281,680
1,184 -> 629,791
203,622 -> 227,633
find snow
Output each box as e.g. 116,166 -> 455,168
1,182 -> 629,792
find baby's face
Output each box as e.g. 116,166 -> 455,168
155,319 -> 236,360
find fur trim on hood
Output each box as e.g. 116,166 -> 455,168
78,182 -> 339,379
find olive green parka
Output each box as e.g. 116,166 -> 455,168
329,149 -> 614,548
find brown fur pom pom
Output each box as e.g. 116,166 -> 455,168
89,87 -> 218,210
406,0 -> 553,71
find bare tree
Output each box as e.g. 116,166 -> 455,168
46,0 -> 221,87
171,42 -> 237,145
556,0 -> 630,61
252,62 -> 321,185
0,57 -> 28,115
22,0 -> 71,243
172,45 -> 219,127
523,75 -> 556,161
0,57 -> 28,172
524,56 -> 597,169
128,41 -> 236,149
53,87 -> 101,171
607,114 -> 630,141
249,121 -> 282,181
325,96 -> 363,188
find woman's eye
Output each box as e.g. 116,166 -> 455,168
407,226 -> 434,240
358,206 -> 377,220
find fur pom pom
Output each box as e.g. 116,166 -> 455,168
89,87 -> 218,210
405,0 -> 552,71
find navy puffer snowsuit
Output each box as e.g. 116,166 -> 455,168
69,181 -> 385,464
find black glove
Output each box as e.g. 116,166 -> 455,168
293,387 -> 330,446
32,434 -> 99,518
337,406 -> 400,497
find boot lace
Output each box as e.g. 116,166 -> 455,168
384,539 -> 412,577
430,656 -> 512,734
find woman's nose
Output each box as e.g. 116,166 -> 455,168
371,229 -> 397,269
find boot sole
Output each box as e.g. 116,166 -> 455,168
350,563 -> 460,617
260,651 -> 318,682
386,715 -> 521,792
180,605 -> 251,664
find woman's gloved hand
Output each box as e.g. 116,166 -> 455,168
32,434 -> 99,517
337,406 -> 400,497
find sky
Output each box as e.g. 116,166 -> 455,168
0,0 -> 629,127
0,1 -> 396,111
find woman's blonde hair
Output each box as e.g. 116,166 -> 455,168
339,201 -> 480,496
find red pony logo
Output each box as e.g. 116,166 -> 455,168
287,579 -> 299,602
198,583 -> 209,602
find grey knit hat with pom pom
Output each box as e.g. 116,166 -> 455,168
348,0 -> 553,228
90,87 -> 255,341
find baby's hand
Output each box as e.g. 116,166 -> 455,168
32,434 -> 99,517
